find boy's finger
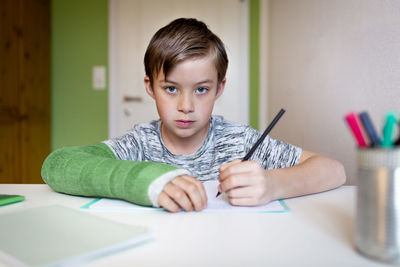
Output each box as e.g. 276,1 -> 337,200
219,159 -> 241,172
158,191 -> 181,212
180,175 -> 207,210
228,196 -> 259,207
219,161 -> 255,181
164,181 -> 194,212
220,173 -> 256,193
225,185 -> 254,199
173,176 -> 205,211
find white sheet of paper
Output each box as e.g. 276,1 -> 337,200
82,180 -> 289,213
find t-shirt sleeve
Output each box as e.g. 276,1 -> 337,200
103,129 -> 143,161
244,127 -> 302,169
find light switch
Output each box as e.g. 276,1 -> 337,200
93,66 -> 106,90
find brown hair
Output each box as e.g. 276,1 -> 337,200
144,18 -> 228,87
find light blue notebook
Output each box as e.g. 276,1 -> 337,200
0,205 -> 153,266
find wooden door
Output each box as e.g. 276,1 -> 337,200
0,0 -> 50,183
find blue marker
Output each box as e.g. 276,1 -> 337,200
381,112 -> 398,148
359,111 -> 381,147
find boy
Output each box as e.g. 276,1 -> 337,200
42,18 -> 346,212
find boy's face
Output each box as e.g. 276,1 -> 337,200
145,56 -> 225,149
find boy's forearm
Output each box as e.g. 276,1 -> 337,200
41,143 -> 188,207
268,155 -> 346,201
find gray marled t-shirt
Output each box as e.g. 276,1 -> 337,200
104,115 -> 302,181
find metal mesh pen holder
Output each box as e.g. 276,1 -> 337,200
355,148 -> 400,263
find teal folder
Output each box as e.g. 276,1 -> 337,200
0,205 -> 153,266
0,194 -> 24,207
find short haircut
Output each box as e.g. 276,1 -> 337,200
144,18 -> 228,87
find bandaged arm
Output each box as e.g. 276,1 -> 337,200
41,143 -> 189,207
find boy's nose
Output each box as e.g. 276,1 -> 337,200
177,94 -> 194,113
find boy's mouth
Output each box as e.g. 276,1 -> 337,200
175,120 -> 194,128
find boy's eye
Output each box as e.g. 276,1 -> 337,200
165,86 -> 177,93
196,87 -> 208,94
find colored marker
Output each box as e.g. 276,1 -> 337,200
381,112 -> 398,148
216,108 -> 286,197
359,111 -> 381,147
344,112 -> 368,147
395,122 -> 400,146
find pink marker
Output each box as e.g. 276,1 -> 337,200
345,112 -> 368,147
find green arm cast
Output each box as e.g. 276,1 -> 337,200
41,143 -> 181,206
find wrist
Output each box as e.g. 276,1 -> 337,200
266,169 -> 282,201
148,169 -> 190,207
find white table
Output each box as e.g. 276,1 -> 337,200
0,185 -> 388,267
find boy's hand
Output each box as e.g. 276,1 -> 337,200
218,159 -> 275,206
158,175 -> 207,212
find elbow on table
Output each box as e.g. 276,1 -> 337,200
331,159 -> 347,187
41,150 -> 56,184
40,147 -> 67,185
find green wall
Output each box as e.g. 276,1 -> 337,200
249,0 -> 260,130
51,0 -> 108,150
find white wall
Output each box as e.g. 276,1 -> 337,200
109,0 -> 249,137
268,0 -> 400,184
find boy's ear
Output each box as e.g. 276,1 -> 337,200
144,76 -> 155,99
216,78 -> 226,99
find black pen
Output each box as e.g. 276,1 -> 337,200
395,122 -> 400,146
216,108 -> 286,197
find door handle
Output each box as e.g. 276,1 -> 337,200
123,96 -> 142,102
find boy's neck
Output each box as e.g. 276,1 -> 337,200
160,123 -> 210,156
